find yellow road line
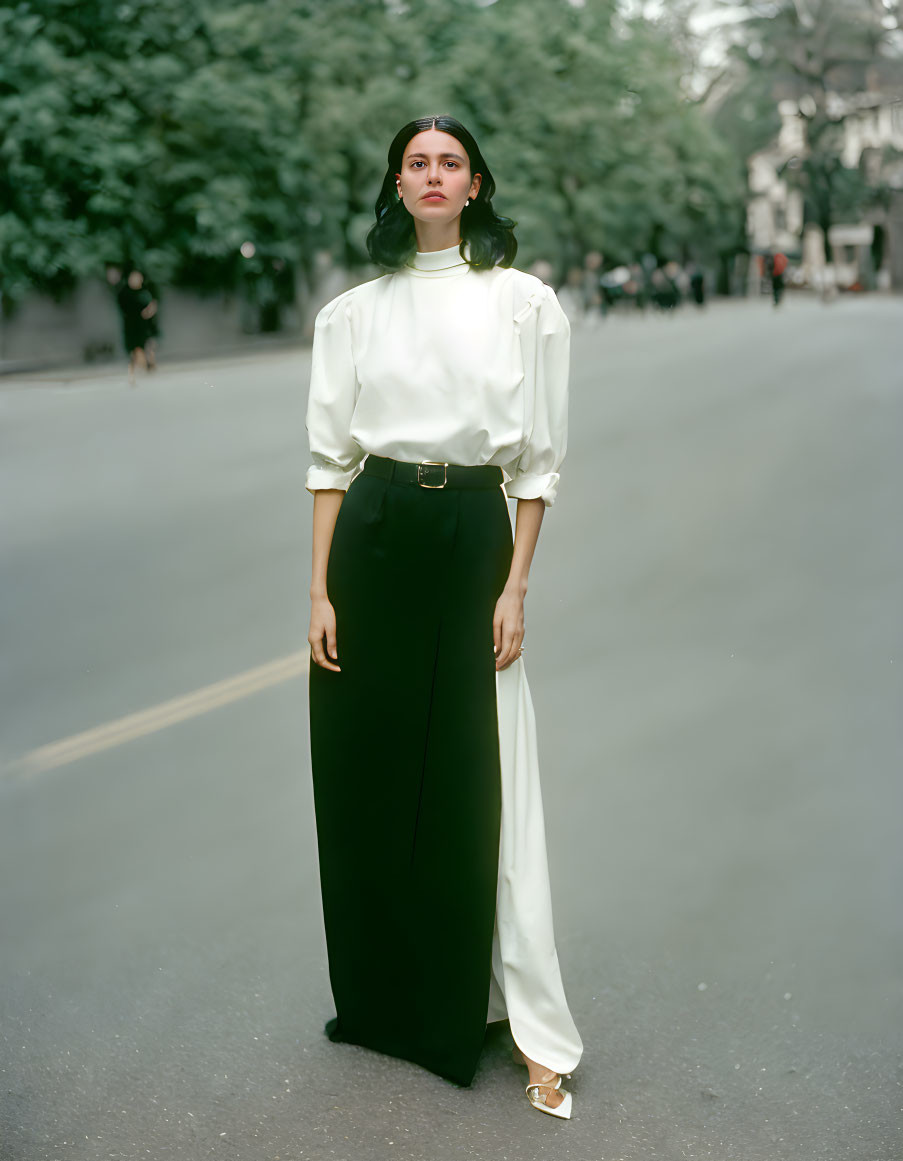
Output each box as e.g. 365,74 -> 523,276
4,650 -> 310,780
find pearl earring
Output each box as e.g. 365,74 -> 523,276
465,199 -> 470,206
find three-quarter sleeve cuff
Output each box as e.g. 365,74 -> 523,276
504,471 -> 560,507
305,462 -> 362,493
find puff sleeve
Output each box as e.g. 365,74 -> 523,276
305,291 -> 366,494
502,283 -> 570,508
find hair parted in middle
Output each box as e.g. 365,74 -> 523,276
366,114 -> 518,274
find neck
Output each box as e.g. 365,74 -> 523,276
414,222 -> 463,253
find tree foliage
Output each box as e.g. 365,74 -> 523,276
0,0 -> 747,305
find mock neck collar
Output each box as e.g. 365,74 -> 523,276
405,240 -> 472,277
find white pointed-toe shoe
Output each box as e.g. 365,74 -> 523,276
511,1044 -> 573,1119
525,1078 -> 573,1118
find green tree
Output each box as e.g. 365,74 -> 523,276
0,0 -> 749,318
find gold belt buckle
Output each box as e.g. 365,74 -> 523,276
417,461 -> 448,488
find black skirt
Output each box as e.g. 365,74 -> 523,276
308,454 -> 513,1086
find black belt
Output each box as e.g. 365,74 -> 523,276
362,454 -> 503,491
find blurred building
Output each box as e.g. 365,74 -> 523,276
746,62 -> 903,292
746,103 -> 807,260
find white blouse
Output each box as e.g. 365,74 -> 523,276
304,240 -> 570,507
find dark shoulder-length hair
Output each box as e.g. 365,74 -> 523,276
366,114 -> 517,273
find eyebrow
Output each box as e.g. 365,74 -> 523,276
406,152 -> 467,163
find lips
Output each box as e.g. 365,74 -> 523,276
421,193 -> 447,201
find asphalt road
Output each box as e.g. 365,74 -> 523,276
1,292 -> 901,1160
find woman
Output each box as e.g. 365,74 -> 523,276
116,267 -> 159,385
305,115 -> 582,1118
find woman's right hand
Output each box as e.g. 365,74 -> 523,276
309,596 -> 341,671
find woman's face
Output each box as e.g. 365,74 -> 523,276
396,129 -> 481,227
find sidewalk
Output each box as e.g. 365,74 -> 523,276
0,331 -> 310,387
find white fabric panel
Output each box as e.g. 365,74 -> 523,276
486,655 -> 584,1076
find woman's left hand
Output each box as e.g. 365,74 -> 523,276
493,585 -> 525,671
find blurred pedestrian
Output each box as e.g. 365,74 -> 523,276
688,262 -> 706,307
651,265 -> 679,311
664,260 -> 686,304
116,268 -> 160,385
769,251 -> 787,307
581,250 -> 604,325
625,262 -> 647,311
557,265 -> 586,323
